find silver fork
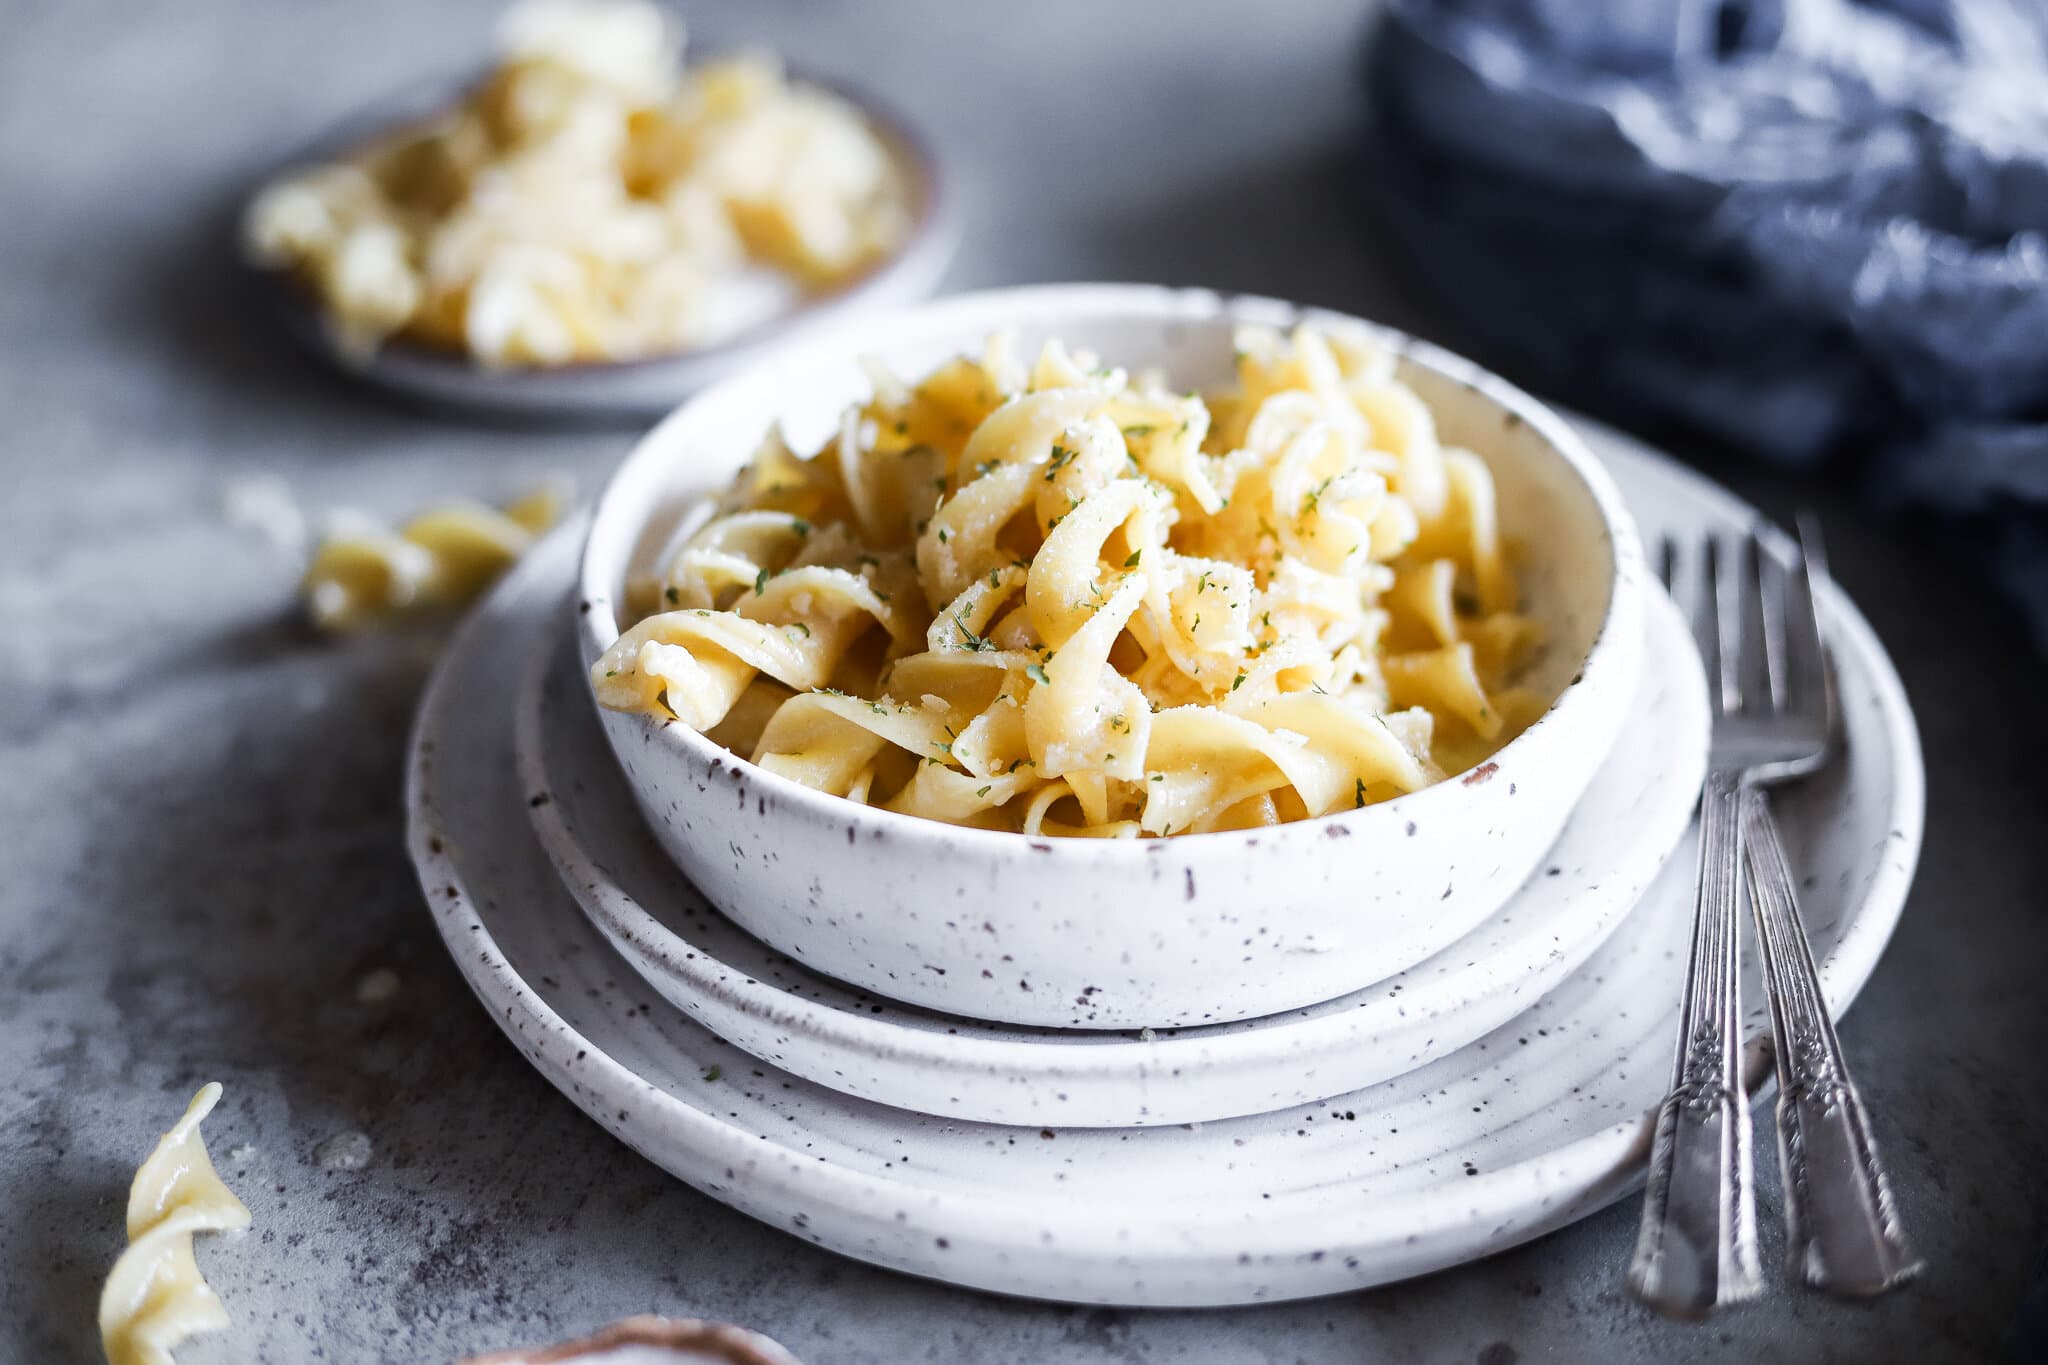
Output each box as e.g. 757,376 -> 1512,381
1626,531 -> 1767,1318
1735,521 -> 1922,1298
1629,518 -> 1919,1318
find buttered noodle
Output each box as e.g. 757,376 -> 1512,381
594,323 -> 1543,837
99,1084 -> 251,1365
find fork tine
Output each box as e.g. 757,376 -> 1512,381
1657,536 -> 1678,591
1677,537 -> 1719,708
1739,531 -> 1780,712
1706,536 -> 1740,714
1795,510 -> 1832,580
1783,513 -> 1831,720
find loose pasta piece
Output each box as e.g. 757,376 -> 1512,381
99,1084 -> 252,1365
301,479 -> 572,631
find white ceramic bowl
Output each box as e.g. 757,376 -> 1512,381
577,284 -> 1646,1028
525,571 -> 1703,1126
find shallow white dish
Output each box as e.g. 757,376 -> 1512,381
246,72 -> 958,420
577,284 -> 1648,1029
520,550 -> 1706,1127
408,420 -> 1921,1306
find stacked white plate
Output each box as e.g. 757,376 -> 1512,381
409,429 -> 1920,1305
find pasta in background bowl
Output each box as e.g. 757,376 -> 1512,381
240,0 -> 953,417
578,285 -> 1646,1028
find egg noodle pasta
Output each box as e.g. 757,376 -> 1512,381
302,479 -> 569,630
243,0 -> 911,365
594,323 -> 1544,837
99,1084 -> 252,1365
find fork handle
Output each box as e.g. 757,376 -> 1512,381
1740,786 -> 1923,1296
1628,768 -> 1761,1318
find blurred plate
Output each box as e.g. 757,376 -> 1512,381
243,68 -> 957,421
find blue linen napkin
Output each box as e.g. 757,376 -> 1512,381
1362,0 -> 2048,647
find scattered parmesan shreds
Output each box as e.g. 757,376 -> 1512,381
354,968 -> 401,1005
221,476 -> 308,551
312,1130 -> 373,1172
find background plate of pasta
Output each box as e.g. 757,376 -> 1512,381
240,0 -> 954,417
578,284 -> 1648,1028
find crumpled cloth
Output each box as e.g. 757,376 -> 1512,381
1364,0 -> 2048,646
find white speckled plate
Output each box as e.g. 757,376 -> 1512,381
514,565 -> 1706,1128
407,424 -> 1921,1306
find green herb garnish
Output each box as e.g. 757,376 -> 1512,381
952,613 -> 995,652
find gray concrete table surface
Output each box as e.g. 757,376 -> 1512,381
3,2 -> 2043,1362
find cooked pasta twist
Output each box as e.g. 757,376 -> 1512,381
302,480 -> 568,630
99,1083 -> 252,1365
595,323 -> 1543,836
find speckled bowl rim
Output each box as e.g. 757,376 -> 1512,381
576,282 -> 1645,856
241,62 -> 958,415
407,428 -> 1923,1292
